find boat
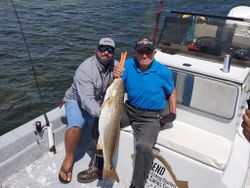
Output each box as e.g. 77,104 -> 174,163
1,6 -> 250,188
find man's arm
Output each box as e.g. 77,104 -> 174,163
242,109 -> 250,142
160,88 -> 177,125
76,69 -> 101,118
168,88 -> 177,115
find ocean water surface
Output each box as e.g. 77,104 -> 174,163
1,0 -> 250,135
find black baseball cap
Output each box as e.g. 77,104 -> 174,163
135,38 -> 154,51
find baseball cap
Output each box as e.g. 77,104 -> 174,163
98,37 -> 115,48
135,38 -> 154,51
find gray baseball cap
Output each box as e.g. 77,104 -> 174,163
98,37 -> 115,48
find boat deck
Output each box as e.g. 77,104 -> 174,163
2,141 -> 128,188
1,138 -> 250,188
1,106 -> 250,188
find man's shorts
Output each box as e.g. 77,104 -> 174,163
64,101 -> 92,129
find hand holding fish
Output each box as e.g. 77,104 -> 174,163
113,51 -> 127,79
113,64 -> 124,78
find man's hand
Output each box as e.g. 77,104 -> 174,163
113,64 -> 124,79
160,112 -> 176,125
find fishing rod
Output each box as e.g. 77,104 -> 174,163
151,0 -> 164,44
10,0 -> 56,153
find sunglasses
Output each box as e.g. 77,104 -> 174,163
98,46 -> 115,54
136,48 -> 154,55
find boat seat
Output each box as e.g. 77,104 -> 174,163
122,120 -> 232,170
157,120 -> 232,170
193,23 -> 218,40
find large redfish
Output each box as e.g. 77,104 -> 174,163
97,78 -> 124,183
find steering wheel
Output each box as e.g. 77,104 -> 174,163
193,36 -> 222,56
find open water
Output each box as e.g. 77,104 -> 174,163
1,0 -> 250,135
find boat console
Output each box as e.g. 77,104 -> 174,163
157,9 -> 250,67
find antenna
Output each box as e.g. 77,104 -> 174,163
151,0 -> 164,45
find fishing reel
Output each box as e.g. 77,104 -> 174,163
34,121 -> 56,154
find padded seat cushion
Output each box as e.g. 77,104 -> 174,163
157,120 -> 232,170
122,120 -> 232,170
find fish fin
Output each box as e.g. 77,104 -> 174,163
103,166 -> 120,183
96,137 -> 102,150
96,143 -> 101,150
111,129 -> 120,157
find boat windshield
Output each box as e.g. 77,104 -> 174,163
157,12 -> 250,66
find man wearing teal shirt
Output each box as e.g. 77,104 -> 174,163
122,53 -> 174,111
119,38 -> 176,188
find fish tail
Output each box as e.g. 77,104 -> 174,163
103,166 -> 120,183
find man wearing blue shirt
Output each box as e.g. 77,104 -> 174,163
117,38 -> 176,188
122,50 -> 174,111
